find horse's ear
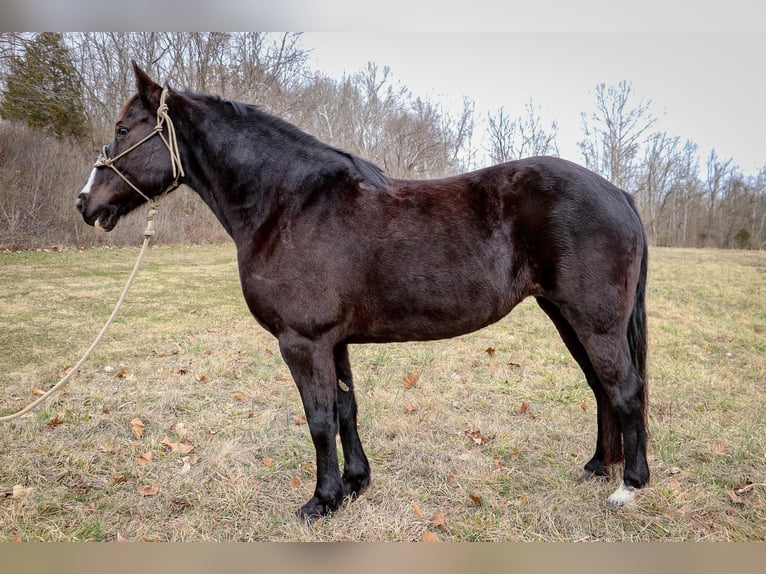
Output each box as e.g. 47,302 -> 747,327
131,60 -> 162,110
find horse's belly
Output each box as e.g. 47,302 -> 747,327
349,278 -> 519,343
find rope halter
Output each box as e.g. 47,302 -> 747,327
94,87 -> 185,212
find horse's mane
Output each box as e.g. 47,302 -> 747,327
194,92 -> 392,195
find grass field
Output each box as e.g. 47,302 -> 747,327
0,244 -> 764,541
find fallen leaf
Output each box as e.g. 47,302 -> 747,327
180,458 -> 192,475
47,414 -> 64,429
518,400 -> 530,414
712,440 -> 730,455
430,509 -> 446,530
172,366 -> 188,375
420,531 -> 438,543
69,482 -> 91,495
195,374 -> 209,383
262,458 -> 274,468
468,494 -> 483,506
292,414 -> 307,425
99,439 -> 116,453
511,447 -> 521,460
492,456 -> 502,470
136,451 -> 154,464
668,478 -> 682,495
447,470 -> 457,487
403,373 -> 420,389
726,489 -> 745,505
136,482 -> 160,497
289,476 -> 302,490
116,533 -> 129,542
130,418 -> 145,439
485,347 -> 495,356
112,474 -> 128,484
580,401 -> 588,412
101,406 -> 112,419
404,401 -> 417,414
161,435 -> 194,454
232,392 -> 244,401
115,367 -> 128,378
188,453 -> 201,465
31,386 -> 46,397
413,502 -> 424,520
463,429 -> 494,445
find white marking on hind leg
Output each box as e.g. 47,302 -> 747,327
607,482 -> 636,507
80,168 -> 97,196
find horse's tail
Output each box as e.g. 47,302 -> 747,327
627,225 -> 649,421
603,206 -> 649,469
629,241 -> 648,378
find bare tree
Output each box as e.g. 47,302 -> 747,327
636,132 -> 699,244
486,99 -> 559,163
700,149 -> 735,246
579,81 -> 656,191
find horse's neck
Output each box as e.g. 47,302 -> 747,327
178,116 -> 311,241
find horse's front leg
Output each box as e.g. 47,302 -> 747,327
279,333 -> 343,521
334,344 -> 371,498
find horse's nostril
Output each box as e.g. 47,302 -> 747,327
75,193 -> 85,211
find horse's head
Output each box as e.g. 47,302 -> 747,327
76,62 -> 183,231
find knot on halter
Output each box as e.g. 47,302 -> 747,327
143,202 -> 159,238
94,154 -> 113,168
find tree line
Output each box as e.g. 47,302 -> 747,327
0,32 -> 763,249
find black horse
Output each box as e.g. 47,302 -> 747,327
77,63 -> 649,521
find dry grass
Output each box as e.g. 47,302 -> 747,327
1,244 -> 764,541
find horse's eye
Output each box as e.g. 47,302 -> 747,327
116,126 -> 129,137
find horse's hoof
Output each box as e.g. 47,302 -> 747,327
342,473 -> 371,499
296,495 -> 339,524
583,458 -> 609,478
607,481 -> 636,508
580,469 -> 608,482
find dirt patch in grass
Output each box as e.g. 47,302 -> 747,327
1,245 -> 764,541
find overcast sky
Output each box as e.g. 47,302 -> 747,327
301,32 -> 765,175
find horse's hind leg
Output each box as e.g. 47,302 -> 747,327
535,297 -> 620,478
578,330 -> 649,506
334,344 -> 371,499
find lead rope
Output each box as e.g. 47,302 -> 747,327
0,90 -> 181,424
